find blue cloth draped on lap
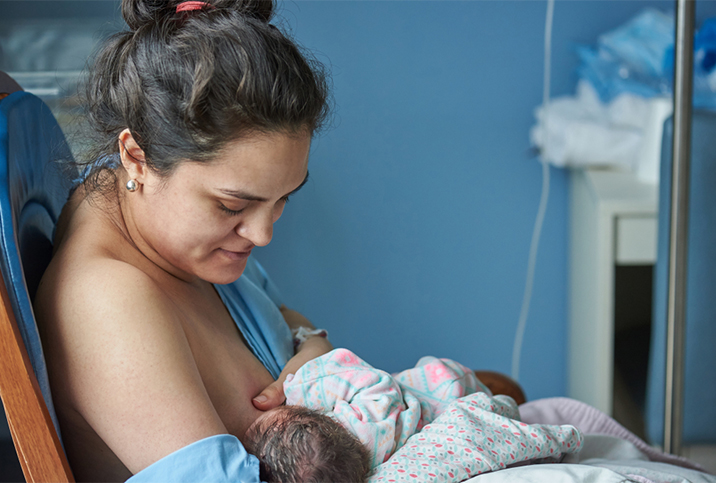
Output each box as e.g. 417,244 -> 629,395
127,256 -> 292,483
128,435 -> 262,483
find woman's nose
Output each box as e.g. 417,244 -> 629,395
236,209 -> 274,247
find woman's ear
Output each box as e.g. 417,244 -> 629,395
118,128 -> 148,182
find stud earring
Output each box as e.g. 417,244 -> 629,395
126,179 -> 139,192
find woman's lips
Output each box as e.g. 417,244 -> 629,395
219,248 -> 252,260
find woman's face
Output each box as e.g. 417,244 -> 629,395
126,132 -> 311,284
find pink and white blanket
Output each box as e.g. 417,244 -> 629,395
284,349 -> 583,482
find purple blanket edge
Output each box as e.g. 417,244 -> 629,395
518,397 -> 707,473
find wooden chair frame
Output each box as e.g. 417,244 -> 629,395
0,271 -> 74,482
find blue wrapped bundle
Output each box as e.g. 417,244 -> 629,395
578,8 -> 716,109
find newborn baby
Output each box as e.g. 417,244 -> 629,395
243,349 -> 583,483
244,405 -> 371,483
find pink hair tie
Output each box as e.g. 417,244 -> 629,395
176,1 -> 213,13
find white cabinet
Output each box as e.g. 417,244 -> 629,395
568,168 -> 658,415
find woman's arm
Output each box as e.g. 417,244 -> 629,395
40,260 -> 229,476
252,306 -> 333,410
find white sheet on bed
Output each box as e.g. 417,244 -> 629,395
462,435 -> 716,483
462,463 -> 632,483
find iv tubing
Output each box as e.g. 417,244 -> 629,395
512,0 -> 554,382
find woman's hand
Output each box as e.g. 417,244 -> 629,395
252,307 -> 333,411
251,379 -> 285,411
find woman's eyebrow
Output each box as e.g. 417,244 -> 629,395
287,171 -> 310,197
218,171 -> 310,201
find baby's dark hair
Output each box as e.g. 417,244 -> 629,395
80,0 -> 330,191
245,406 -> 371,483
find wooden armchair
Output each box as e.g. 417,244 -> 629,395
475,370 -> 527,406
0,90 -> 74,482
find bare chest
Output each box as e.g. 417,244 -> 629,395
173,289 -> 275,440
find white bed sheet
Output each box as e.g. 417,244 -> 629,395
463,463 -> 632,483
462,435 -> 716,483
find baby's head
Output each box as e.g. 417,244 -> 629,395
244,405 -> 371,483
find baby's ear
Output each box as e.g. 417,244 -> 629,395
285,374 -> 295,383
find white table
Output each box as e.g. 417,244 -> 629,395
568,168 -> 658,415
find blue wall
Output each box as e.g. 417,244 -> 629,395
4,0 -> 716,404
255,0 -> 716,402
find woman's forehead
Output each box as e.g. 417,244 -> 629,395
174,133 -> 310,192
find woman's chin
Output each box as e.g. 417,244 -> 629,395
202,260 -> 249,285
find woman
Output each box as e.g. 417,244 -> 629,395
34,0 -> 333,480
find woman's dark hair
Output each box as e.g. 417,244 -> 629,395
80,0 -> 329,190
245,406 -> 372,483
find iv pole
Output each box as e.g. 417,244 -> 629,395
664,0 -> 694,456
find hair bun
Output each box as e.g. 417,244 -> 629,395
121,0 -> 274,30
121,0 -> 172,30
228,0 -> 274,23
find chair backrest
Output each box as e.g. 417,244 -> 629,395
0,91 -> 74,482
0,72 -> 23,97
646,110 -> 716,446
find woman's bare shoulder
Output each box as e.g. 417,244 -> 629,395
38,217 -> 154,328
36,219 -> 227,474
39,250 -> 166,329
41,190 -> 160,317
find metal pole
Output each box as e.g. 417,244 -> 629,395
664,0 -> 695,456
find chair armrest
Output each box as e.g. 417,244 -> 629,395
474,370 -> 527,405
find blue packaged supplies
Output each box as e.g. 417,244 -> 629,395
578,8 -> 716,109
